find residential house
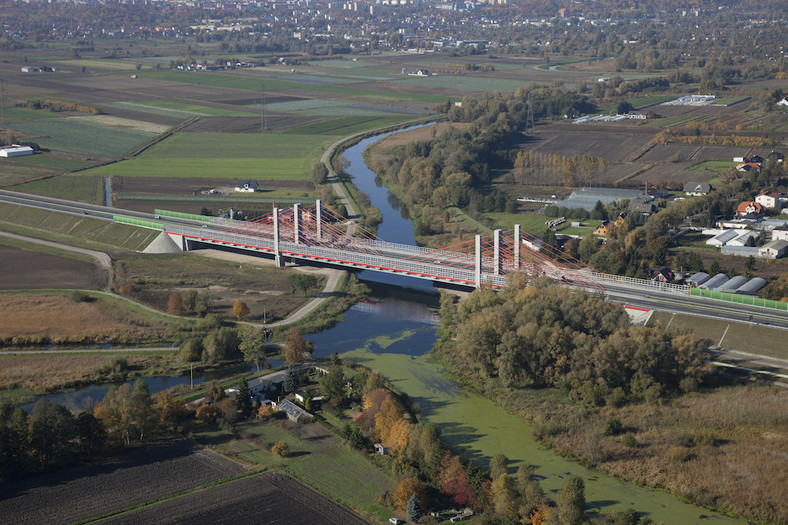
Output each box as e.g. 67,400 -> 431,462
235,180 -> 258,192
773,226 -> 788,242
759,239 -> 788,259
755,192 -> 782,209
683,182 -> 712,196
650,268 -> 675,282
768,151 -> 784,163
594,213 -> 627,236
778,97 -> 788,107
735,201 -> 762,217
374,443 -> 388,455
735,162 -> 761,173
628,196 -> 658,215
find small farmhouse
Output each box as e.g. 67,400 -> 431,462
235,180 -> 258,192
683,182 -> 712,196
272,398 -> 313,423
773,226 -> 788,242
0,145 -> 34,158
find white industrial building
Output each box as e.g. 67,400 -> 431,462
759,239 -> 788,259
0,145 -> 34,157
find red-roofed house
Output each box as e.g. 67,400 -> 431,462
735,162 -> 761,173
736,201 -> 762,217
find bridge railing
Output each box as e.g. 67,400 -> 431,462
588,271 -> 691,295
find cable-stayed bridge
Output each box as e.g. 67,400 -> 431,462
162,200 -> 608,291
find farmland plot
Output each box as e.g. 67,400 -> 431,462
5,116 -> 157,158
0,441 -> 245,525
103,473 -> 369,525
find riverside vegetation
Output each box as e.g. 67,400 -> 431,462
434,277 -> 788,524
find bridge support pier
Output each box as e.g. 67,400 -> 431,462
475,235 -> 481,288
514,224 -> 520,269
493,229 -> 501,275
293,203 -> 300,244
273,207 -> 283,268
316,199 -> 322,241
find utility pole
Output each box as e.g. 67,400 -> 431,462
190,364 -> 194,390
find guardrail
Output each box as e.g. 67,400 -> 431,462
155,209 -> 209,222
690,288 -> 788,311
113,216 -> 163,230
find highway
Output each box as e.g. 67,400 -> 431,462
1,189 -> 786,329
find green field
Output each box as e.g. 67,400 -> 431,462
137,70 -> 452,104
102,100 -> 253,118
12,175 -> 103,204
631,95 -> 676,108
688,160 -> 736,172
284,116 -> 411,135
4,154 -> 92,171
5,116 -> 156,158
83,132 -> 337,179
644,113 -> 718,128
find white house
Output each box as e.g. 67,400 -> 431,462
759,239 -> 788,259
773,226 -> 788,242
755,192 -> 782,209
235,180 -> 258,192
0,145 -> 34,157
683,182 -> 712,196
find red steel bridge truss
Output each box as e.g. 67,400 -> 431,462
165,200 -> 603,291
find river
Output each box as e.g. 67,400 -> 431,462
306,128 -> 744,524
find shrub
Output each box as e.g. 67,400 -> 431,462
667,446 -> 692,463
604,417 -> 624,436
271,440 -> 289,457
679,376 -> 699,393
621,433 -> 639,448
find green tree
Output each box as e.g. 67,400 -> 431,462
288,273 -> 318,296
239,326 -> 267,371
319,363 -> 347,407
202,327 -> 240,362
0,401 -> 30,480
490,453 -> 508,480
556,476 -> 586,525
284,365 -> 299,393
236,380 -> 252,418
29,400 -> 77,468
407,492 -> 424,522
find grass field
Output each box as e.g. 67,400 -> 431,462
644,113 -> 718,129
631,95 -> 676,108
687,160 -> 736,172
0,203 -> 159,251
5,116 -> 157,158
12,175 -> 104,203
139,70 -> 451,104
83,132 -> 338,179
4,154 -> 92,171
649,311 -> 788,358
284,115 -> 411,135
103,100 -> 253,118
196,420 -> 393,518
